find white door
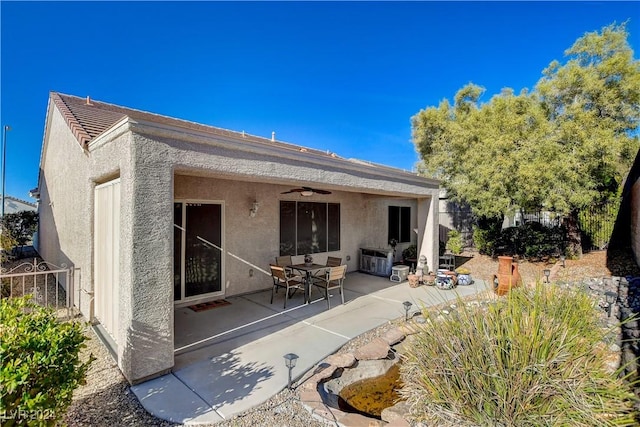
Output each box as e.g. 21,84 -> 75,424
94,179 -> 120,344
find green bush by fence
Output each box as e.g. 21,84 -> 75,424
445,230 -> 464,254
0,296 -> 93,426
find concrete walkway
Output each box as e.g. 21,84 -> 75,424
132,273 -> 489,425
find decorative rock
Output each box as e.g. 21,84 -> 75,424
325,353 -> 357,368
381,400 -> 411,423
354,338 -> 390,360
337,413 -> 386,426
306,401 -> 343,420
314,367 -> 338,382
299,389 -> 323,403
381,328 -> 405,346
398,323 -> 421,335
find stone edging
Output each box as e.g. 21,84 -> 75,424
298,326 -> 419,427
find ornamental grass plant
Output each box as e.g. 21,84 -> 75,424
399,284 -> 638,426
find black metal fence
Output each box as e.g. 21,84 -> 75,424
578,200 -> 619,251
517,200 -> 619,252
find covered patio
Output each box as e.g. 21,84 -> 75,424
134,273 -> 489,424
173,272 -> 490,367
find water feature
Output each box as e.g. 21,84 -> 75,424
322,357 -> 404,420
337,362 -> 403,418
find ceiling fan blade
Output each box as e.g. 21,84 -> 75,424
312,188 -> 332,195
281,187 -> 332,195
281,188 -> 303,194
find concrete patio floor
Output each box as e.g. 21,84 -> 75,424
132,272 -> 489,425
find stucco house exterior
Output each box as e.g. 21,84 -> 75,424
35,92 -> 440,384
3,195 -> 37,214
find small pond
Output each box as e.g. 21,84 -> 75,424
322,357 -> 404,420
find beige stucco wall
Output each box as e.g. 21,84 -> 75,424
37,104 -> 156,381
174,176 -> 424,295
39,111 -> 439,384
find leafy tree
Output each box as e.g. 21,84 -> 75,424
413,23 -> 640,256
1,211 -> 38,257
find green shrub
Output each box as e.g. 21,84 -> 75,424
402,244 -> 417,261
579,202 -> 619,250
1,296 -> 93,426
400,285 -> 638,426
472,217 -> 502,256
496,222 -> 565,259
1,211 -> 38,259
472,225 -> 494,255
445,230 -> 464,254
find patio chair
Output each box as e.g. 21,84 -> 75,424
275,255 -> 292,266
275,254 -> 303,281
270,264 -> 305,309
326,256 -> 342,267
439,253 -> 455,270
313,264 -> 347,309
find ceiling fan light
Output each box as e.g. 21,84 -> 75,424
300,190 -> 314,197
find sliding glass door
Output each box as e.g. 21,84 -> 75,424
174,201 -> 223,302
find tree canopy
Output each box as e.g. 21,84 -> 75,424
1,210 -> 38,249
413,23 -> 640,225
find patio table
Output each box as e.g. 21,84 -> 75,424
289,263 -> 328,303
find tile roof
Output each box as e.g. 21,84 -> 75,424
49,92 -> 426,179
50,92 -> 335,159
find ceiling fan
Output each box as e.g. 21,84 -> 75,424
281,186 -> 332,196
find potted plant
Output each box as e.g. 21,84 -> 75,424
407,271 -> 420,288
304,254 -> 313,266
389,238 -> 398,257
455,266 -> 473,286
402,244 -> 417,265
423,271 -> 436,286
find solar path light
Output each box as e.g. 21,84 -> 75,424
403,301 -> 412,321
283,353 -> 299,389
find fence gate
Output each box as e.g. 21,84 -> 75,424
1,258 -> 78,319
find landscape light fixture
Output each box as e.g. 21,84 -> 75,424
403,301 -> 412,321
604,291 -> 617,318
543,269 -> 551,283
560,255 -> 565,268
283,353 -> 299,389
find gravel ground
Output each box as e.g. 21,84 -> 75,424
64,249 -> 637,427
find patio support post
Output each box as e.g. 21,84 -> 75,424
417,195 -> 438,276
117,135 -> 175,384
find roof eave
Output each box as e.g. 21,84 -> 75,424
125,118 -> 440,189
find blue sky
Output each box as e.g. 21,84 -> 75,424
1,1 -> 638,200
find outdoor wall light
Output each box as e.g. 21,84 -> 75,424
543,269 -> 551,283
403,301 -> 412,321
604,291 -> 617,318
283,353 -> 299,389
249,201 -> 259,218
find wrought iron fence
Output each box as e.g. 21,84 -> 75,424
1,258 -> 79,320
578,200 -> 619,251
